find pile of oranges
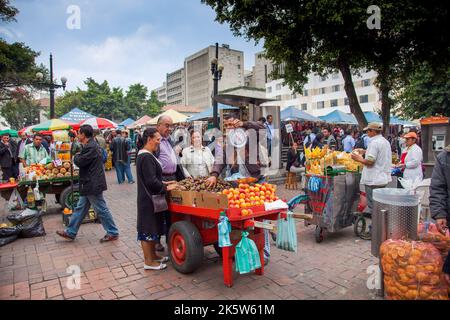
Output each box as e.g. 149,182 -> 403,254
222,183 -> 279,216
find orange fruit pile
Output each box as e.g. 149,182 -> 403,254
222,183 -> 278,216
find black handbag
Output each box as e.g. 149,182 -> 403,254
142,152 -> 169,213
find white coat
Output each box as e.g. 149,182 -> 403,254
402,143 -> 423,182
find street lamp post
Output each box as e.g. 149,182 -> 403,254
36,54 -> 67,119
210,43 -> 223,128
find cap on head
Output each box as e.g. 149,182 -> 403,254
403,132 -> 418,139
363,122 -> 383,131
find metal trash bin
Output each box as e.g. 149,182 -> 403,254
371,188 -> 420,257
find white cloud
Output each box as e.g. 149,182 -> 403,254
59,24 -> 179,92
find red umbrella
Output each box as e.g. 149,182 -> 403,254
79,117 -> 117,129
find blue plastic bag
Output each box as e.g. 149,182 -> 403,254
235,231 -> 261,274
218,215 -> 232,248
276,211 -> 298,252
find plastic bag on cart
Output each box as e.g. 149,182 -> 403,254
0,234 -> 18,247
235,231 -> 261,274
217,216 -> 232,248
264,200 -> 288,211
19,214 -> 45,238
6,189 -> 25,212
276,211 -> 297,252
7,208 -> 40,224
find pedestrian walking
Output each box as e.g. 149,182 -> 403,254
56,124 -> 119,242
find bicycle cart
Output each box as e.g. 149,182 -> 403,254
303,172 -> 361,243
168,202 -> 287,287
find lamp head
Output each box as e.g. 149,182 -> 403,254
36,72 -> 44,80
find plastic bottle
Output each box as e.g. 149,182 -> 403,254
33,180 -> 41,201
27,186 -> 35,208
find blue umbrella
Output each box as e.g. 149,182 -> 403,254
363,111 -> 382,122
280,106 -> 321,122
188,104 -> 239,121
319,109 -> 357,124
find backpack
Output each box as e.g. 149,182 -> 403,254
355,134 -> 367,150
95,138 -> 108,163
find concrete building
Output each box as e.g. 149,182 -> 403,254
184,44 -> 244,109
265,70 -> 380,117
166,68 -> 185,105
153,82 -> 167,104
251,51 -> 285,89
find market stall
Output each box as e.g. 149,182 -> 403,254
300,146 -> 363,242
167,178 -> 292,287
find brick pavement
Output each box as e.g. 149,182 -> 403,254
0,168 -> 380,300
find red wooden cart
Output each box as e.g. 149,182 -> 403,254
168,203 -> 287,287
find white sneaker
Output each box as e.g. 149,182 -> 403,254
144,262 -> 167,270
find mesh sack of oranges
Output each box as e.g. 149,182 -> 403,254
380,239 -> 448,300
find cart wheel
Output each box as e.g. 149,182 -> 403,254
60,185 -> 80,210
169,221 -> 204,274
354,216 -> 371,240
315,226 -> 324,243
213,242 -> 222,257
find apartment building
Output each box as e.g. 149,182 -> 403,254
185,44 -> 244,109
166,68 -> 185,105
152,81 -> 167,103
265,70 -> 380,117
252,51 -> 285,89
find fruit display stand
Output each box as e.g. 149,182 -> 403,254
304,171 -> 361,243
167,190 -> 287,287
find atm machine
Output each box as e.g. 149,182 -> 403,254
420,116 -> 450,178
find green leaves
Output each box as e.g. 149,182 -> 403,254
55,79 -> 164,122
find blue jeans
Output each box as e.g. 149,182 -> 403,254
65,193 -> 119,238
124,156 -> 134,183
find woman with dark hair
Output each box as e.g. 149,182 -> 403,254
311,133 -> 324,149
180,129 -> 214,178
136,127 -> 177,270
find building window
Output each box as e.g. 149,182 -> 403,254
332,85 -> 340,92
303,89 -> 308,96
237,64 -> 241,69
292,93 -> 297,99
276,83 -> 282,90
237,56 -> 240,61
362,79 -> 371,87
359,95 -> 369,103
301,103 -> 307,110
332,73 -> 340,80
320,75 -> 327,81
276,95 -> 282,100
267,86 -> 272,93
344,97 -> 349,105
319,87 -> 326,94
317,101 -> 325,109
330,99 -> 338,107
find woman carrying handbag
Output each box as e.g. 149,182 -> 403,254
136,128 -> 178,270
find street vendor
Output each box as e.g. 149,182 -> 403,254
206,114 -> 272,264
206,114 -> 268,187
19,133 -> 50,167
351,122 -> 392,214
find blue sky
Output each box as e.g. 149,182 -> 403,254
1,0 -> 263,92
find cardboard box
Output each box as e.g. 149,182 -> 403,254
199,191 -> 228,209
168,190 -> 197,206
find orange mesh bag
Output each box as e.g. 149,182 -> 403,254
380,239 -> 448,300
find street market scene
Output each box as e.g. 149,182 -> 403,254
0,0 -> 449,303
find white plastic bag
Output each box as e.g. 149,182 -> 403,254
264,199 -> 288,211
6,189 -> 25,212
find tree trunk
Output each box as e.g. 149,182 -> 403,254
338,56 -> 367,130
378,70 -> 391,138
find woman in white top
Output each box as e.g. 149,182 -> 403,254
396,131 -> 423,182
181,130 -> 214,178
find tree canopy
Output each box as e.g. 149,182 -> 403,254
203,0 -> 449,134
0,90 -> 41,129
55,78 -> 164,121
